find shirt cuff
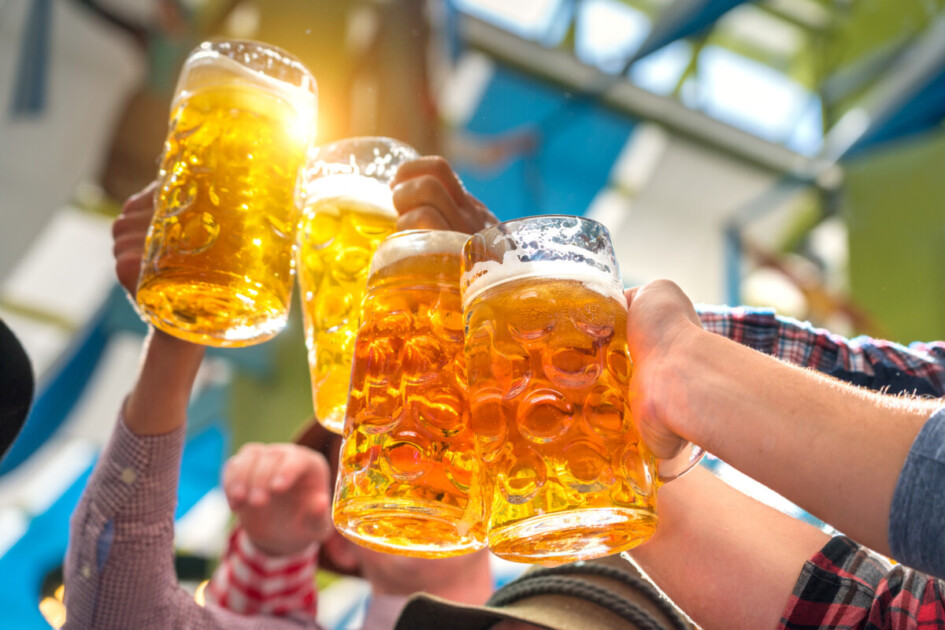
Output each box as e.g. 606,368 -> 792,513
888,406 -> 945,577
86,409 -> 186,520
205,526 -> 319,617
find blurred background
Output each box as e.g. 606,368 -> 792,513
2,0 -> 945,626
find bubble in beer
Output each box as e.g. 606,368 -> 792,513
430,292 -> 465,344
403,335 -> 448,383
516,387 -> 573,444
358,334 -> 403,385
563,440 -> 609,488
571,301 -> 615,339
469,388 -> 509,461
546,345 -> 602,388
508,299 -> 555,343
383,431 -> 432,481
447,445 -> 476,492
618,442 -> 653,497
164,180 -> 198,216
354,385 -> 403,434
306,208 -> 341,248
491,342 -> 531,396
166,211 -> 220,255
606,347 -> 633,384
314,288 -> 353,332
500,448 -> 546,504
332,247 -> 372,283
410,384 -> 466,436
583,386 -> 628,439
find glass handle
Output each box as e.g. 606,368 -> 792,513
656,441 -> 705,483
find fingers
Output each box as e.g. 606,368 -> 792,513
121,181 -> 159,217
395,205 -> 452,231
392,155 -> 493,234
391,156 -> 466,204
223,443 -> 259,508
223,443 -> 329,510
113,183 -> 158,295
393,172 -> 475,233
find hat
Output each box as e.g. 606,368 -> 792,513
0,317 -> 34,461
394,553 -> 694,630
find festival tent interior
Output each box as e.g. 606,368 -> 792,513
2,0 -> 945,627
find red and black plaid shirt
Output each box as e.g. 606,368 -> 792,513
780,536 -> 945,629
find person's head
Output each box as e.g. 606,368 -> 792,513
293,418 -> 493,597
0,318 -> 33,463
394,553 -> 695,630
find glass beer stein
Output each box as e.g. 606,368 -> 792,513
461,215 -> 703,564
297,137 -> 418,433
136,40 -> 317,347
332,230 -> 487,557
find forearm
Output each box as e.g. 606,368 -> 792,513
124,329 -> 205,435
631,467 -> 828,630
664,327 -> 939,555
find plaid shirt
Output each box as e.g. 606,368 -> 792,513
210,306 -> 945,627
699,306 -> 945,628
697,305 -> 945,397
779,536 -> 945,629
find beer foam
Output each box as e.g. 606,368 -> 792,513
176,50 -> 317,118
370,230 -> 469,275
303,175 -> 397,219
461,252 -> 626,310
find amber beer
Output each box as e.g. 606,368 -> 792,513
297,138 -> 418,433
463,216 -> 660,564
332,230 -> 487,557
136,40 -> 317,347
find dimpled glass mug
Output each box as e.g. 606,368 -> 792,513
296,137 -> 419,433
136,40 -> 317,347
461,215 -> 704,563
332,230 -> 487,557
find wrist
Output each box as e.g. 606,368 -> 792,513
241,528 -> 319,559
655,323 -> 712,442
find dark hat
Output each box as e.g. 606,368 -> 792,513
0,317 -> 34,461
394,553 -> 694,630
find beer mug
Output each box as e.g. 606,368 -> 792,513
297,137 -> 419,433
332,230 -> 487,557
136,40 -> 317,347
462,215 -> 703,563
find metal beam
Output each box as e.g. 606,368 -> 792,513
459,14 -> 835,185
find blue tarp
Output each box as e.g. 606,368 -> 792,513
455,64 -> 635,222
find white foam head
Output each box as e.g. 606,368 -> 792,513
303,175 -> 397,219
176,42 -> 317,119
461,216 -> 625,308
370,230 -> 469,277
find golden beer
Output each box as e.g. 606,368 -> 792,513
137,40 -> 316,347
297,138 -> 418,433
462,216 -> 657,564
332,230 -> 487,557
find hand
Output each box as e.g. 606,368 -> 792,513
390,156 -> 498,233
112,182 -> 158,296
624,280 -> 704,461
223,442 -> 334,557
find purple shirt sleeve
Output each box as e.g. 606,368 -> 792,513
63,412 -> 318,629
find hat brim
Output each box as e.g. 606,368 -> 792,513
395,593 -> 551,630
395,554 -> 694,630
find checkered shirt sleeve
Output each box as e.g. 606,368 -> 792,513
697,305 -> 945,396
779,536 -> 945,629
205,526 -> 319,617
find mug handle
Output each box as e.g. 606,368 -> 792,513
656,441 -> 705,483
